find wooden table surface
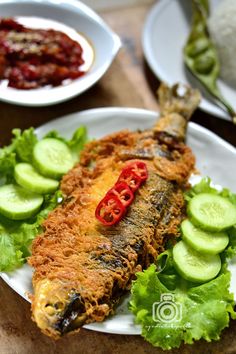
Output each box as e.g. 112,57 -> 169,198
0,3 -> 236,354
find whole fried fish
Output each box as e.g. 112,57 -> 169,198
28,83 -> 200,338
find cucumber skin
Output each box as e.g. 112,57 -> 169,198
14,163 -> 59,195
33,139 -> 74,180
188,194 -> 236,232
0,184 -> 43,220
181,219 -> 229,255
0,203 -> 42,220
173,241 -> 221,283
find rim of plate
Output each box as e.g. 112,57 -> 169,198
0,0 -> 121,106
36,107 -> 236,154
1,107 -> 236,336
142,0 -> 231,120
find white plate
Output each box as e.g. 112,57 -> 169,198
1,107 -> 236,335
142,0 -> 235,121
0,0 -> 121,106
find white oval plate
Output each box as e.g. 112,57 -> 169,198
0,0 -> 121,106
1,107 -> 236,335
142,0 -> 235,121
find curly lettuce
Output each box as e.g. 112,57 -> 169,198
12,127 -> 38,163
0,126 -> 87,272
130,177 -> 236,350
130,250 -> 236,350
0,190 -> 62,271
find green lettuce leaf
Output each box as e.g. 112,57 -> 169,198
68,126 -> 88,161
225,226 -> 236,260
0,128 -> 38,185
43,130 -> 67,142
0,125 -> 87,272
0,145 -> 16,185
0,227 -> 23,270
0,126 -> 87,186
130,178 -> 236,350
0,190 -> 63,272
12,128 -> 38,163
185,177 -> 236,205
130,250 -> 236,350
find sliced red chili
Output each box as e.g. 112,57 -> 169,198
124,161 -> 148,181
95,161 -> 148,226
107,182 -> 134,208
117,168 -> 142,192
95,194 -> 125,226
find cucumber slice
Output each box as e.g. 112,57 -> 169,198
188,193 -> 236,231
15,163 -> 59,194
33,138 -> 74,179
0,184 -> 43,220
173,240 -> 221,283
181,219 -> 229,255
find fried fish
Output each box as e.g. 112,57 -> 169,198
28,83 -> 201,338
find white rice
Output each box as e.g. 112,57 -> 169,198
208,0 -> 236,87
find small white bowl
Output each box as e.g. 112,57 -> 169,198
0,0 -> 121,106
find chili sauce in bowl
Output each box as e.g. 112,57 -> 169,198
0,17 -> 94,90
0,0 -> 121,106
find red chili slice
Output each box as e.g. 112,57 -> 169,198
95,161 -> 148,226
117,168 -> 142,192
124,161 -> 148,181
107,182 -> 134,208
95,194 -> 125,226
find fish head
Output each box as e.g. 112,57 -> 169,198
32,279 -> 87,338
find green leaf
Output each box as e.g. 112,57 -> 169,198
12,128 -> 38,163
0,124 -> 87,272
0,190 -> 62,272
0,227 -> 23,271
0,128 -> 38,185
43,130 -> 67,143
130,178 -> 236,349
224,226 -> 236,260
0,146 -> 16,185
68,126 -> 88,161
185,176 -> 217,201
130,251 -> 236,350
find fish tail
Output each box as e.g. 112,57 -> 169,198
154,83 -> 201,142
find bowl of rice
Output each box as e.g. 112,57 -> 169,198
209,0 -> 236,89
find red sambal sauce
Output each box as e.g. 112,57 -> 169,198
0,18 -> 88,89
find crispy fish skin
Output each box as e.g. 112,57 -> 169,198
28,83 -> 201,338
